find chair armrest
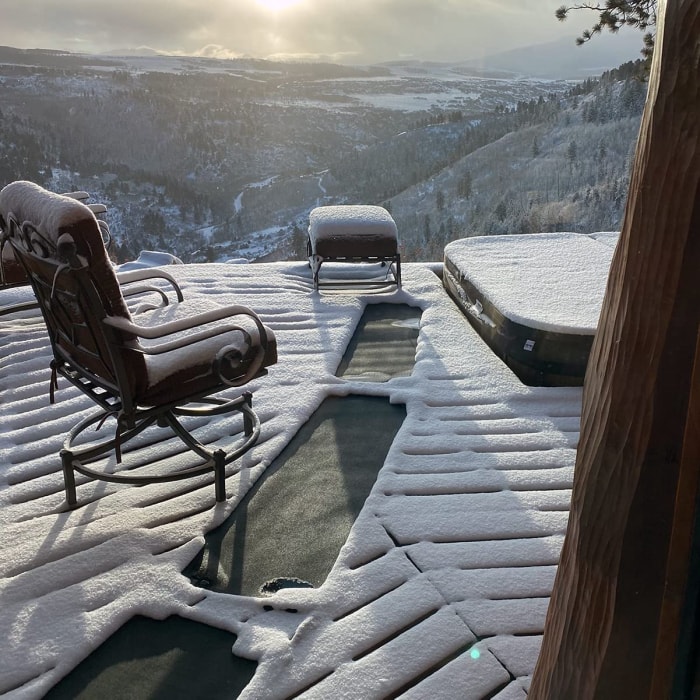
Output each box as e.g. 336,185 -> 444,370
116,268 -> 184,302
62,191 -> 90,202
104,305 -> 269,354
121,283 -> 172,310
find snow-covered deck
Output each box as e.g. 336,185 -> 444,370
0,261 -> 585,699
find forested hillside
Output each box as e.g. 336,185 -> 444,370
0,48 -> 646,263
389,62 -> 647,259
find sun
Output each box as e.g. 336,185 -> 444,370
255,0 -> 303,10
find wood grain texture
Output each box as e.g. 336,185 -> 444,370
650,329 -> 700,697
530,0 -> 700,697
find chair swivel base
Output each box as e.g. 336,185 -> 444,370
60,393 -> 260,508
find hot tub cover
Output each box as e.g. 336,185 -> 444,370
443,232 -> 618,385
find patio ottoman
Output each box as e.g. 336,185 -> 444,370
307,205 -> 401,290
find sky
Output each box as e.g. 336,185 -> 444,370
0,0 -> 643,64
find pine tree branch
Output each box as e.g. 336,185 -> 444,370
555,0 -> 656,56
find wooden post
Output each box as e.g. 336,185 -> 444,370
530,0 -> 700,697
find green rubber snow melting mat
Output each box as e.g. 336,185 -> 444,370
44,615 -> 256,700
183,394 -> 406,596
335,303 -> 421,381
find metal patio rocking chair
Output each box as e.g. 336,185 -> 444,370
0,181 -> 277,507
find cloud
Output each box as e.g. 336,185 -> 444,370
193,44 -> 247,61
264,51 -> 361,64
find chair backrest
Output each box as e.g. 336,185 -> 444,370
0,181 -> 148,403
1,189 -> 112,287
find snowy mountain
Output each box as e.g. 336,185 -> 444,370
461,33 -> 643,79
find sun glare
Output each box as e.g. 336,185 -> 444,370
255,0 -> 303,11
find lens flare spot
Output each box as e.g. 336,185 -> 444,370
470,648 -> 481,660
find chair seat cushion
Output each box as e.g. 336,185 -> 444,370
308,205 -> 398,258
131,300 -> 277,405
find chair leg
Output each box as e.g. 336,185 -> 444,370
213,449 -> 226,502
243,392 -> 254,436
115,415 -> 126,464
60,448 -> 77,508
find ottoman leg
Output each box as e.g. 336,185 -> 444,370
311,254 -> 323,290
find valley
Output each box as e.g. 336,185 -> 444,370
0,46 -> 645,263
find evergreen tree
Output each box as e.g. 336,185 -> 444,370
556,0 -> 656,58
436,189 -> 445,211
494,200 -> 508,222
423,214 -> 431,244
458,171 -> 473,199
291,224 -> 307,258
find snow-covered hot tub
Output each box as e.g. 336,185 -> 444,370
443,232 -> 618,386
